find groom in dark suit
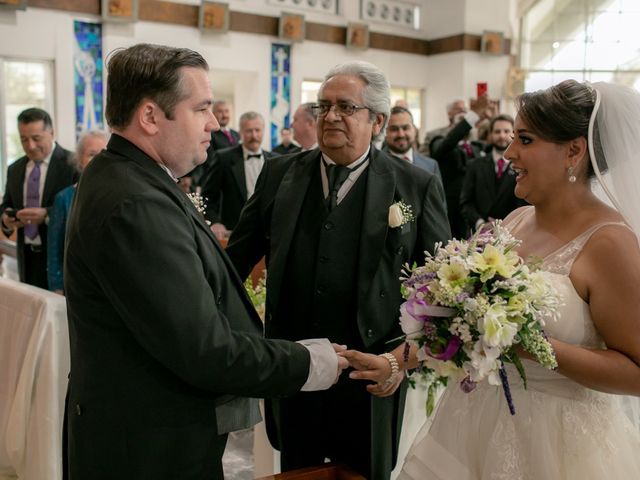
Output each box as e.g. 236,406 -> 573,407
64,43 -> 347,480
227,61 -> 450,479
460,114 -> 526,231
0,108 -> 77,288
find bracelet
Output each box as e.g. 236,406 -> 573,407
379,352 -> 399,381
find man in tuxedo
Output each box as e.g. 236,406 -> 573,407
201,111 -> 273,239
430,95 -> 494,238
460,114 -> 525,231
291,102 -> 318,151
226,61 -> 450,479
272,127 -> 301,155
0,108 -> 77,289
64,43 -> 347,480
383,105 -> 442,181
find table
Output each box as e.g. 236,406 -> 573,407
0,279 -> 68,480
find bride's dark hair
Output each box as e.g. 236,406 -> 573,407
516,79 -> 598,177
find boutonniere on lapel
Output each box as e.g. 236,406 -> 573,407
187,192 -> 211,225
388,200 -> 415,229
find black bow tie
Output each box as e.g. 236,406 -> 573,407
246,153 -> 262,159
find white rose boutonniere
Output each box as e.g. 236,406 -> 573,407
388,200 -> 414,228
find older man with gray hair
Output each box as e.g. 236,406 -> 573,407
291,102 -> 318,151
227,61 -> 450,479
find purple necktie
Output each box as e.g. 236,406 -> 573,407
24,161 -> 41,239
223,129 -> 235,145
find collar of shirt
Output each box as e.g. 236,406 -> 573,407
158,163 -> 179,183
390,148 -> 414,163
320,146 -> 370,200
301,142 -> 319,152
242,148 -> 263,160
492,148 -> 509,170
27,141 -> 55,169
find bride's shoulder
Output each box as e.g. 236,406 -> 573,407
502,205 -> 533,227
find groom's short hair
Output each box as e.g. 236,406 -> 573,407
105,43 -> 208,129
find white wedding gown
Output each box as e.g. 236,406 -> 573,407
398,209 -> 640,479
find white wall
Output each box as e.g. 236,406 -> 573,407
0,3 -> 514,151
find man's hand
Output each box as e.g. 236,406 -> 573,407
2,211 -> 22,231
340,350 -> 403,396
16,207 -> 47,225
210,222 -> 229,241
470,96 -> 498,122
332,343 -> 349,381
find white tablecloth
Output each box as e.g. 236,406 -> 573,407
0,278 -> 69,480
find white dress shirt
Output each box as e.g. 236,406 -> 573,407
320,147 -> 370,206
243,148 -> 265,198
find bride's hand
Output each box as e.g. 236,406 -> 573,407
340,350 -> 403,397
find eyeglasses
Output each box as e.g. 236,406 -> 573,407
311,102 -> 370,117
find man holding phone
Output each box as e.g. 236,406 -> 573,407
1,108 -> 77,288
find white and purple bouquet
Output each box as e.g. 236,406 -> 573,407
400,221 -> 560,415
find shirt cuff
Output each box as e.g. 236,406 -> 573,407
297,338 -> 338,391
464,110 -> 480,127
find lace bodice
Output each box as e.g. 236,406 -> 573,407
504,207 -> 628,350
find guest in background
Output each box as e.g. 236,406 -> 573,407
419,98 -> 467,156
291,102 -> 318,151
185,99 -> 240,188
47,130 -> 108,294
460,114 -> 526,232
383,106 -> 441,181
0,108 -> 78,289
211,100 -> 240,150
272,127 -> 301,155
201,111 -> 273,239
430,95 -> 495,238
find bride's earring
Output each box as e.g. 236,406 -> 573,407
567,165 -> 577,183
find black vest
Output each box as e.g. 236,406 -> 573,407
271,164 -> 368,350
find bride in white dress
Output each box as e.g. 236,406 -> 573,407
344,80 -> 640,479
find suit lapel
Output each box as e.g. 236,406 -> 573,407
357,148 -> 395,299
268,151 -> 319,310
480,157 -> 497,195
229,147 -> 248,201
42,144 -> 65,205
109,135 -> 261,327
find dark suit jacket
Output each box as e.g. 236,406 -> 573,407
64,134 -> 311,479
0,143 -> 77,283
460,152 -> 526,228
430,119 -> 485,237
226,147 -> 450,472
272,143 -> 301,155
381,146 -> 442,181
200,144 -> 274,230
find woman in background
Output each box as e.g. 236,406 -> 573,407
47,130 -> 108,293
